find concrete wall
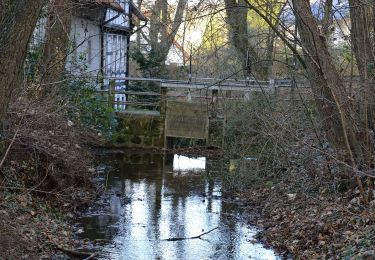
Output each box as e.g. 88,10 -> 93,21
208,119 -> 224,148
113,113 -> 165,148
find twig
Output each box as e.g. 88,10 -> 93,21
0,128 -> 19,169
0,186 -> 66,197
162,227 -> 219,241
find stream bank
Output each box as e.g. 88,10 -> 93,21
237,168 -> 375,258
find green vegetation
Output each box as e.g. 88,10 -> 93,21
64,75 -> 118,138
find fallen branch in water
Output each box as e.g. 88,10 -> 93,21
162,227 -> 219,241
94,238 -> 112,243
84,253 -> 98,260
56,246 -> 95,258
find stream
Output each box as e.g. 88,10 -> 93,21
77,151 -> 278,259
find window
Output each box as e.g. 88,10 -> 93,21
104,33 -> 127,78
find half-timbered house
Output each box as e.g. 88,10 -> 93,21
32,0 -> 147,109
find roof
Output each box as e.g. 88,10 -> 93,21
94,0 -> 124,13
76,0 -> 125,12
76,0 -> 147,22
129,1 -> 148,21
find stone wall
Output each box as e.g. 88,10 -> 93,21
208,118 -> 224,148
113,113 -> 165,148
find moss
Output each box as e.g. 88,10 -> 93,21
153,137 -> 164,147
130,135 -> 142,145
114,115 -> 165,148
150,127 -> 161,136
149,118 -> 160,130
115,134 -> 126,143
144,136 -> 153,146
207,119 -> 224,147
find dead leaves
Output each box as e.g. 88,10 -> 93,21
240,174 -> 375,259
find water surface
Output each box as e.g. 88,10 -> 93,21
79,152 -> 277,260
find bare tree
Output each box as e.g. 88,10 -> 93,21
39,0 -> 73,91
291,0 -> 370,201
224,0 -> 283,79
135,0 -> 188,77
224,0 -> 262,78
348,0 -> 375,82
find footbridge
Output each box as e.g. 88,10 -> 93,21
97,77 -> 296,148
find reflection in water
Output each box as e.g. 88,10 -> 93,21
173,155 -> 206,174
79,153 -> 278,260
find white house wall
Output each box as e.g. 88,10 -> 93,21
67,16 -> 102,75
105,1 -> 130,28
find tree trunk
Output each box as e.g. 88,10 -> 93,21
348,0 -> 375,133
148,0 -> 187,77
0,0 -> 44,122
348,0 -> 374,81
224,0 -> 268,79
265,2 -> 286,78
292,0 -> 370,202
39,0 -> 72,92
292,0 -> 369,170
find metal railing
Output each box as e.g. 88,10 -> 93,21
97,77 -> 294,114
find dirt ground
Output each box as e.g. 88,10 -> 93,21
0,192 -> 79,259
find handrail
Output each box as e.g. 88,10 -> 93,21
101,76 -> 293,89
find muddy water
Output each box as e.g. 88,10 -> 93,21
78,152 -> 278,259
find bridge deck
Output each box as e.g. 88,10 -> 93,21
103,76 -> 293,90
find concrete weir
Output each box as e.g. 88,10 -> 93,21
113,101 -> 224,149
114,111 -> 166,148
107,77 -> 297,148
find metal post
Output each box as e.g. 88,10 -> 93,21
189,44 -> 192,83
160,85 -> 167,115
109,80 -> 115,108
188,44 -> 192,102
